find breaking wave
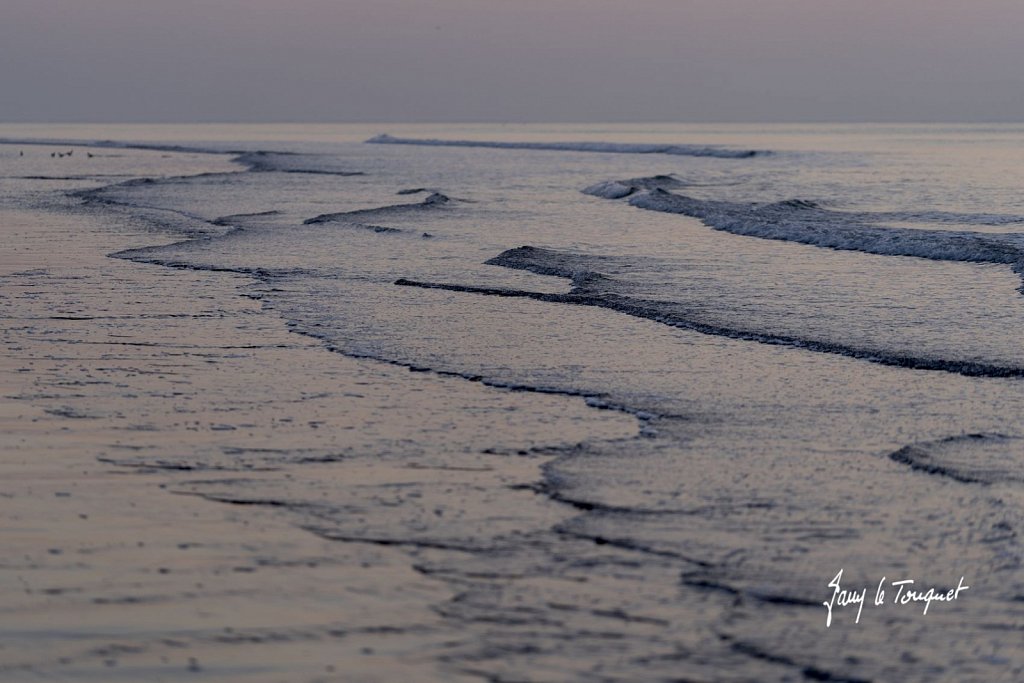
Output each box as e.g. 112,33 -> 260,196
395,245 -> 1024,378
367,134 -> 763,159
582,175 -> 686,199
233,151 -> 365,176
584,182 -> 1024,284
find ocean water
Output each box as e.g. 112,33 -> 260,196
3,123 -> 1024,681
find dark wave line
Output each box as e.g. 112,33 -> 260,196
582,181 -> 1024,291
303,193 -> 451,224
367,134 -> 764,159
888,433 -> 1023,485
211,210 -> 283,226
394,267 -> 1024,379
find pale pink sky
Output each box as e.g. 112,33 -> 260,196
2,0 -> 1023,122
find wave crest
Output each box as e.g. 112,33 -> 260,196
396,245 -> 1024,379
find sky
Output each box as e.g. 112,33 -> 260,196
2,0 -> 1023,123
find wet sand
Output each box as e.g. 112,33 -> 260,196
4,132 -> 1024,682
0,150 -> 637,681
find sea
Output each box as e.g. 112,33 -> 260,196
2,123 -> 1023,681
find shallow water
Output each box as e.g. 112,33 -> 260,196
2,124 -> 1024,682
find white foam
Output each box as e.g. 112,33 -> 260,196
626,189 -> 1024,268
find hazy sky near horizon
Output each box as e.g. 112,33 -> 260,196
3,0 -> 1023,123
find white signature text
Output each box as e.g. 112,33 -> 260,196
823,568 -> 969,627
